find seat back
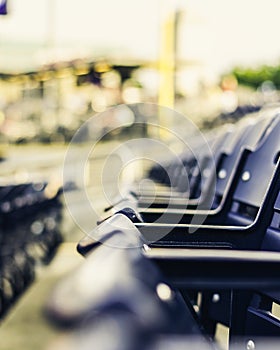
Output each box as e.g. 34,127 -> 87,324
186,125 -> 235,199
225,116 -> 280,226
214,114 -> 278,204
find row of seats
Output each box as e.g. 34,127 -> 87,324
45,105 -> 280,350
0,181 -> 63,318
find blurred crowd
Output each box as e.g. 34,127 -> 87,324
0,56 -> 279,147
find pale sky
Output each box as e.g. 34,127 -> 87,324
0,0 -> 280,77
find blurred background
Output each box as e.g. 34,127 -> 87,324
1,0 -> 280,349
1,0 -> 280,147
